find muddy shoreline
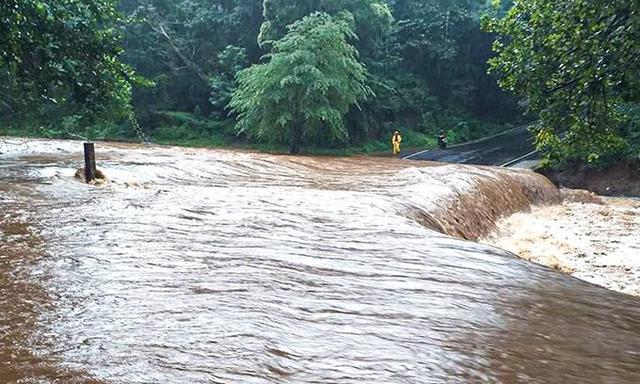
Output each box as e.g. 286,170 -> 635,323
538,162 -> 640,198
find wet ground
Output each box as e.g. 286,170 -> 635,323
1,138 -> 640,383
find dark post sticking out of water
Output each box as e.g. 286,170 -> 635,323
84,142 -> 97,183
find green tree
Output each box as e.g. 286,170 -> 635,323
2,0 -> 526,149
343,0 -> 522,146
258,0 -> 393,56
485,0 -> 640,166
230,12 -> 372,153
120,0 -> 263,120
209,46 -> 249,113
0,0 -> 133,120
116,0 -> 522,148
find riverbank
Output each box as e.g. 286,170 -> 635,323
0,128 -> 437,158
538,162 -> 640,197
482,189 -> 640,296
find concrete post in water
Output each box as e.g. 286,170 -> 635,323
84,143 -> 97,183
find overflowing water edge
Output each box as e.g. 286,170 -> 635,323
1,138 -> 639,384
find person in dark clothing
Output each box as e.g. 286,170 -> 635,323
437,131 -> 448,149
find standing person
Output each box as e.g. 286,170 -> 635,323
392,131 -> 403,155
437,131 -> 448,149
391,131 -> 402,156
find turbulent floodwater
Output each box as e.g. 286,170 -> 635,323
484,193 -> 640,296
1,138 -> 639,384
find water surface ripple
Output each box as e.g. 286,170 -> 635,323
0,140 -> 639,383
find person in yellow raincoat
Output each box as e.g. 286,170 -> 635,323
392,131 -> 402,155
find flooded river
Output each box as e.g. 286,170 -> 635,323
1,139 -> 639,383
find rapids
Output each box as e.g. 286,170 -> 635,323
1,138 -> 639,383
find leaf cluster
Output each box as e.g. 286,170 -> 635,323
485,0 -> 640,166
230,12 -> 372,151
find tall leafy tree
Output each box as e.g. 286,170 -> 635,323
485,0 -> 640,165
390,0 -> 519,122
3,0 -> 530,150
343,0 -> 522,146
119,0 -> 263,120
258,0 -> 393,56
0,0 -> 133,120
257,0 -> 395,147
230,12 -> 372,153
393,0 -> 481,60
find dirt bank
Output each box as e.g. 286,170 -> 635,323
539,162 -> 640,197
482,190 -> 640,296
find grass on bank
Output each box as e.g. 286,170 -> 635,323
0,110 -> 516,157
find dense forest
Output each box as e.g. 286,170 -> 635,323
1,0 -> 639,165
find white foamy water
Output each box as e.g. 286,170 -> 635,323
484,194 -> 640,296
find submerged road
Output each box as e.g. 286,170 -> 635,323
1,138 -> 640,383
404,124 -> 539,167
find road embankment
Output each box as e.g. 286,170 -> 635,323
539,162 -> 640,198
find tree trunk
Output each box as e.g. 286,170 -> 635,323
290,123 -> 302,154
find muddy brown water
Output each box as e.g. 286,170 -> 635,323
1,139 -> 639,383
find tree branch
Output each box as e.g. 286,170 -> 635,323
146,20 -> 209,83
0,99 -> 14,112
544,78 -> 579,95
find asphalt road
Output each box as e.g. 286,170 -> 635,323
403,124 -> 539,167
